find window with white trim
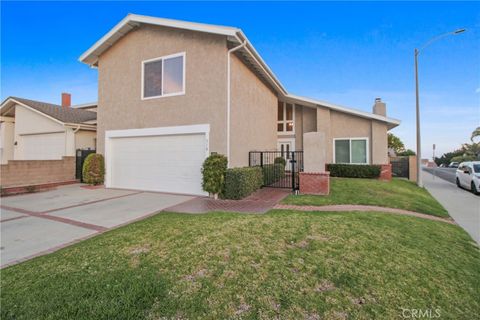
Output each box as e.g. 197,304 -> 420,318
334,138 -> 368,164
277,101 -> 294,133
142,52 -> 185,99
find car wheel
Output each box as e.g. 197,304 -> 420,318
456,178 -> 461,188
471,182 -> 479,195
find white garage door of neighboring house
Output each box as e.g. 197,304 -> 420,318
106,125 -> 209,196
22,132 -> 65,160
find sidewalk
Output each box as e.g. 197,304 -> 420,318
422,170 -> 480,244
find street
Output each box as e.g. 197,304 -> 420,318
423,167 -> 457,184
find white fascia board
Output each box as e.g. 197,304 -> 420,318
105,124 -> 210,139
64,123 -> 97,131
71,102 -> 98,109
235,31 -> 288,95
79,14 -> 239,66
286,94 -> 401,126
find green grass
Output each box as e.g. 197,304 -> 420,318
283,178 -> 449,217
2,211 -> 479,319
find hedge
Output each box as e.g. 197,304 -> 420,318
82,154 -> 105,185
326,163 -> 381,178
222,167 -> 263,200
201,154 -> 228,198
262,163 -> 285,186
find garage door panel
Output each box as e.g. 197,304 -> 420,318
109,133 -> 207,195
22,133 -> 65,160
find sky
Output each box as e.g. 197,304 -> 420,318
1,1 -> 479,157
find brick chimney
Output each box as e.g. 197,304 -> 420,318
372,97 -> 386,116
61,93 -> 71,108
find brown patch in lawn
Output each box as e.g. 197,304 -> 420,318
307,234 -> 330,242
234,303 -> 251,316
304,313 -> 321,320
332,311 -> 348,320
314,279 -> 336,292
128,245 -> 151,267
351,297 -> 366,305
184,268 -> 209,282
129,245 -> 151,255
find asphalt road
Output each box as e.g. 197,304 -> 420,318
423,167 -> 457,184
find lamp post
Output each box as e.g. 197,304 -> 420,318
415,28 -> 465,187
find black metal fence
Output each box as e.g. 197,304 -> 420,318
390,156 -> 409,178
76,149 -> 96,182
249,151 -> 304,191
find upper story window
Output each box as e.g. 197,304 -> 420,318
277,101 -> 294,133
334,138 -> 369,164
142,52 -> 185,99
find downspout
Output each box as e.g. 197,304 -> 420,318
226,40 -> 247,167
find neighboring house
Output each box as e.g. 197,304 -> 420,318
79,14 -> 400,196
0,94 -> 97,164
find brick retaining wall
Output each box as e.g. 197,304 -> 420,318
0,157 -> 76,188
299,172 -> 330,195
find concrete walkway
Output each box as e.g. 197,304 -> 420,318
422,170 -> 480,244
164,188 -> 291,214
274,204 -> 455,224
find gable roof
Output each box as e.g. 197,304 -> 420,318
286,94 -> 401,129
0,97 -> 97,124
79,14 -> 400,128
79,14 -> 287,96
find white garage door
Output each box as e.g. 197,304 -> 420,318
22,133 -> 65,160
107,127 -> 208,196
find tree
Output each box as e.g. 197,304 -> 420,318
397,149 -> 416,156
471,126 -> 480,142
387,133 -> 405,154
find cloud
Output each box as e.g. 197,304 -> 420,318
476,87 -> 480,94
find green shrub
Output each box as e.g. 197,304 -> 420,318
201,154 -> 228,198
82,154 -> 105,185
274,157 -> 286,167
262,163 -> 285,186
222,167 -> 263,200
326,164 -> 381,179
451,155 -> 476,163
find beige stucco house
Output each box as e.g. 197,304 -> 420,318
79,14 -> 400,196
0,95 -> 97,164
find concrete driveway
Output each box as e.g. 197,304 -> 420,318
0,184 -> 195,267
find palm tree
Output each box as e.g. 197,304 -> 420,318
471,127 -> 480,142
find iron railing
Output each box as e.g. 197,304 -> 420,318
249,151 -> 304,191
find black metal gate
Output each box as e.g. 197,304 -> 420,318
390,156 -> 409,178
76,149 -> 96,182
249,151 -> 304,191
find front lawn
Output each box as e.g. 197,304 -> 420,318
283,178 -> 449,217
2,211 -> 479,319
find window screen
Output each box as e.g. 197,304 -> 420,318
335,140 -> 350,163
144,60 -> 162,98
351,140 -> 367,163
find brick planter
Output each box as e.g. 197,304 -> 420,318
378,164 -> 392,181
299,172 -> 330,195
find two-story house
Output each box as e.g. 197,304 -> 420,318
80,14 -> 400,196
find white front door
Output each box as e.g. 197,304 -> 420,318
277,139 -> 295,170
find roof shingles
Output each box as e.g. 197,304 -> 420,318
9,97 -> 96,124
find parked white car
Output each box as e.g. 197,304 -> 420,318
456,161 -> 480,195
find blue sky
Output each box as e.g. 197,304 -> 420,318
1,1 -> 479,157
